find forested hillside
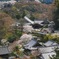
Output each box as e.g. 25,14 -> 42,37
2,2 -> 55,20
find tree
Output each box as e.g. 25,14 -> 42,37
0,20 -> 6,44
53,0 -> 59,30
30,14 -> 35,21
16,14 -> 21,20
15,30 -> 22,38
22,10 -> 26,18
19,18 -> 25,32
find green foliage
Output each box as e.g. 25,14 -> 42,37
15,30 -> 22,37
2,2 -> 44,20
43,34 -> 59,43
54,0 -> 59,30
16,14 -> 21,19
30,14 -> 35,21
56,37 -> 59,44
55,0 -> 59,7
10,52 -> 16,56
7,34 -> 16,43
21,10 -> 26,18
43,35 -> 49,42
14,46 -> 19,51
0,20 -> 6,44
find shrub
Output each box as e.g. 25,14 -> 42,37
7,34 -> 16,43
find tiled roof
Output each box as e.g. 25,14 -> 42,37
0,46 -> 10,55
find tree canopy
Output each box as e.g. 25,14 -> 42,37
53,0 -> 59,30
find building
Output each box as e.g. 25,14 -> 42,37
24,16 -> 44,29
38,47 -> 56,59
0,0 -> 16,4
24,39 -> 37,49
24,38 -> 42,50
41,52 -> 56,59
20,34 -> 33,44
0,0 -> 16,8
9,56 -> 15,59
0,46 -> 11,59
44,41 -> 58,47
23,24 -> 33,33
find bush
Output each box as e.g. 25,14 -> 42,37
15,30 -> 22,37
7,34 -> 16,43
16,14 -> 21,19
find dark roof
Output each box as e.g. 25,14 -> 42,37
0,46 -> 10,55
41,20 -> 49,24
32,23 -> 43,29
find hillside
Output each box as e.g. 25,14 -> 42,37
2,2 -> 55,21
0,12 -> 15,29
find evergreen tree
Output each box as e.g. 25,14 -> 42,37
54,0 -> 59,30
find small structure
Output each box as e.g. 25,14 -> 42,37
24,16 -> 34,24
0,46 -> 10,55
24,38 -> 42,50
0,0 -> 16,8
41,20 -> 49,25
39,47 -> 54,54
24,16 -> 43,29
0,46 -> 11,59
34,20 -> 43,25
38,47 -> 56,59
24,38 -> 38,50
39,28 -> 52,34
41,52 -> 56,59
44,41 -> 58,47
38,28 -> 51,35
